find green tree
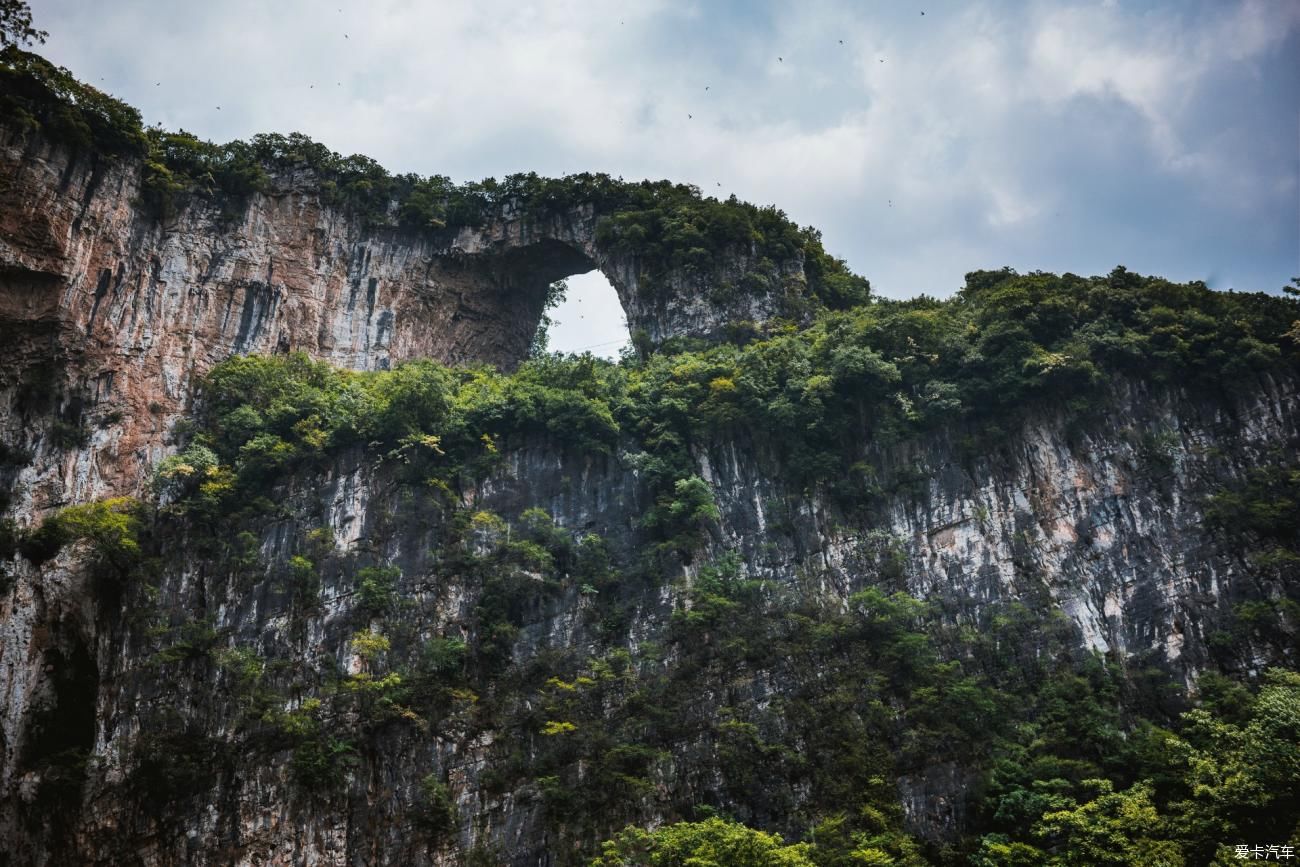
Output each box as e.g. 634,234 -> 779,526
20,497 -> 141,570
1,1 -> 45,50
1033,779 -> 1183,867
530,279 -> 568,358
591,817 -> 816,866
1170,669 -> 1300,849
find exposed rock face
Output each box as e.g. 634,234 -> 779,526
1,368 -> 1293,864
0,129 -> 804,515
1,127 -> 1297,865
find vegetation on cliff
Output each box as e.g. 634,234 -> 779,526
0,46 -> 867,313
16,264 -> 1297,864
5,17 -> 1300,861
149,266 -> 1299,523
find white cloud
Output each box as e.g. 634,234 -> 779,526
31,0 -> 1300,316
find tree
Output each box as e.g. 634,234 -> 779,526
1170,669 -> 1300,848
590,818 -> 816,867
530,279 -> 568,358
1,1 -> 46,49
1033,779 -> 1183,867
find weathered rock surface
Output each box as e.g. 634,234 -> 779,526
0,368 -> 1293,864
0,126 -> 1297,865
0,129 -> 805,516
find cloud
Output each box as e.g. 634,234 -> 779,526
31,0 -> 1300,338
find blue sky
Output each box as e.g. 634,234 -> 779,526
31,0 -> 1300,356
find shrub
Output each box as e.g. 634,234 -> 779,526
19,497 -> 140,569
356,565 -> 401,618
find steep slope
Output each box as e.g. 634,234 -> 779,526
5,358 -> 1296,866
1,48 -> 1299,867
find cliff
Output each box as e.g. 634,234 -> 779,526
4,365 -> 1296,865
0,120 -> 815,517
1,49 -> 1299,867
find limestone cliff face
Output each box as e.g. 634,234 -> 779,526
2,369 -> 1293,865
1,125 -> 1297,865
0,128 -> 804,516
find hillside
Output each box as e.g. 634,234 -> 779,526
1,46 -> 1299,866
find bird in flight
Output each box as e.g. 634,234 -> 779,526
216,106 -> 221,110
688,114 -> 692,119
838,40 -> 844,44
705,85 -> 710,91
778,56 -> 783,62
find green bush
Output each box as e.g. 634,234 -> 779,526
0,46 -> 147,157
357,565 -> 401,617
591,817 -> 816,866
419,774 -> 459,838
19,497 -> 141,569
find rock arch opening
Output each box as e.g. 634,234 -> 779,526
533,269 -> 630,359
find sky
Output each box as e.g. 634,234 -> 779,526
30,0 -> 1300,357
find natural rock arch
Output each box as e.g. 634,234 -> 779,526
433,200 -> 811,368
0,133 -> 846,506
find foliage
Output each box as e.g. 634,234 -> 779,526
181,351 -> 623,513
271,698 -> 357,789
591,817 -> 817,866
18,497 -> 141,569
1032,779 -> 1184,866
531,279 -> 569,358
140,128 -> 269,221
419,774 -> 459,838
170,265 -> 1298,540
0,47 -> 146,156
0,1 -> 45,50
153,442 -> 225,510
1203,453 -> 1300,576
3,49 -> 864,312
356,565 -> 401,618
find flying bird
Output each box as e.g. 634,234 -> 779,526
688,114 -> 692,119
778,56 -> 783,62
838,40 -> 844,44
705,86 -> 710,91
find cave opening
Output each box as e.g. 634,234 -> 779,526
532,269 -> 630,360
